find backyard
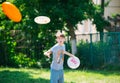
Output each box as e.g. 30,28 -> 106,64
0,0 -> 120,83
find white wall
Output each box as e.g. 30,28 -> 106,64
104,0 -> 120,18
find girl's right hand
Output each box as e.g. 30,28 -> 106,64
44,52 -> 50,58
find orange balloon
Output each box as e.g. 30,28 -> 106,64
2,2 -> 22,22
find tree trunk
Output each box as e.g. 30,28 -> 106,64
67,23 -> 77,55
71,39 -> 77,55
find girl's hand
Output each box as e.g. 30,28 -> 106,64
71,55 -> 75,57
44,52 -> 50,58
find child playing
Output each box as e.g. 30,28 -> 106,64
44,31 -> 75,83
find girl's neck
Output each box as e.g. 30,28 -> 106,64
58,43 -> 63,46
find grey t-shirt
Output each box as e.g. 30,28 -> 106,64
50,43 -> 65,70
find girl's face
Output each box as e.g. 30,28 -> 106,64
56,37 -> 65,45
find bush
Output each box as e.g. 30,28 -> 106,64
76,40 -> 91,69
11,53 -> 37,68
77,40 -> 111,70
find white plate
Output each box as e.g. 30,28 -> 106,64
67,57 -> 80,69
34,16 -> 50,24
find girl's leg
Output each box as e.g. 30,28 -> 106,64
50,69 -> 59,83
58,70 -> 64,83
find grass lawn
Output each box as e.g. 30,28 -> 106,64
0,67 -> 120,83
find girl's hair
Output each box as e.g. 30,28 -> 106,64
56,31 -> 65,38
59,34 -> 65,38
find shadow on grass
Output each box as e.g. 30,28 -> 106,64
83,69 -> 120,76
64,69 -> 120,76
0,70 -> 50,83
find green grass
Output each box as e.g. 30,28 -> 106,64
0,68 -> 120,83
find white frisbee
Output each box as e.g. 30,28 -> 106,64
34,16 -> 50,24
67,56 -> 80,69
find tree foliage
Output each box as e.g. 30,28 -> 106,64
0,0 -> 109,68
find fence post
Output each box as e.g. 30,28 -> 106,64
90,33 -> 94,68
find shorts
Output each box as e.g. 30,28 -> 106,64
50,69 -> 64,83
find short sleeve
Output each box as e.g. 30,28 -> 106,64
50,46 -> 54,52
50,44 -> 57,52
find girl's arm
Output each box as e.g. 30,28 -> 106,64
64,51 -> 75,57
44,50 -> 52,58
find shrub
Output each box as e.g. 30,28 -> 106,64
77,40 -> 112,70
11,53 -> 37,68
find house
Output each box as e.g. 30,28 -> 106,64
75,0 -> 120,43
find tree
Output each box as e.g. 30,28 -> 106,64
0,0 -> 110,67
0,0 -> 56,67
4,0 -> 108,55
93,0 -> 110,41
15,0 -> 109,54
38,0 -> 100,54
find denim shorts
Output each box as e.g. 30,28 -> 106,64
50,69 -> 64,83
